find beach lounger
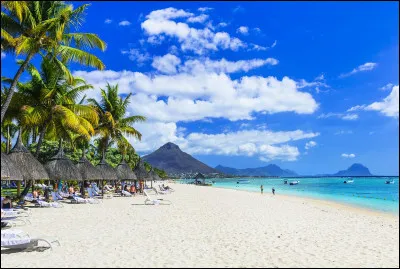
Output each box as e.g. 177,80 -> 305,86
160,185 -> 175,192
87,188 -> 102,202
71,195 -> 100,204
1,209 -> 30,218
1,216 -> 31,227
36,200 -> 64,208
143,190 -> 171,205
121,190 -> 133,197
1,229 -> 60,251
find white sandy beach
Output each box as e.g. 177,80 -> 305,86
1,183 -> 399,268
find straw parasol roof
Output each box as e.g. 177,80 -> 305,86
76,150 -> 103,180
7,131 -> 49,181
44,140 -> 82,181
96,155 -> 118,180
116,159 -> 137,180
1,152 -> 23,181
194,173 -> 205,180
149,168 -> 161,181
133,159 -> 150,180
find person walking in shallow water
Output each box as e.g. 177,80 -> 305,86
260,185 -> 264,194
272,187 -> 275,195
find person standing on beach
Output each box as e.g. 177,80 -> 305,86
260,185 -> 264,194
272,187 -> 275,195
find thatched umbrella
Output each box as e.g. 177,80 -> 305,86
76,149 -> 103,181
44,139 -> 82,196
149,168 -> 161,186
194,173 -> 206,184
116,158 -> 137,181
8,129 -> 49,195
96,152 -> 118,195
1,152 -> 23,181
134,159 -> 150,191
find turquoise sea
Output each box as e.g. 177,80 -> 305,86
180,177 -> 399,214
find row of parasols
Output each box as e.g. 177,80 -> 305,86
1,132 -> 162,194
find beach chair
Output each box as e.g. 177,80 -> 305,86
58,191 -> 70,198
71,195 -> 100,204
36,200 -> 64,208
1,229 -> 60,251
1,209 -> 30,218
160,185 -> 175,192
87,188 -> 102,202
1,215 -> 31,227
157,185 -> 171,194
121,190 -> 133,197
143,190 -> 171,205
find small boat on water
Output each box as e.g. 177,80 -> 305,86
237,180 -> 250,184
289,181 -> 299,185
343,178 -> 354,184
385,179 -> 395,184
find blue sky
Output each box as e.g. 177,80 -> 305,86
1,2 -> 399,175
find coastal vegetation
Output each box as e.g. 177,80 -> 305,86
1,1 -> 167,197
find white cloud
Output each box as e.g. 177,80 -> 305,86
133,124 -> 319,161
339,62 -> 377,78
104,19 -> 112,24
237,26 -> 249,35
347,85 -> 399,118
380,83 -> 395,91
119,20 -> 131,26
271,40 -> 277,48
1,52 -> 5,59
198,7 -> 213,12
250,44 -> 268,51
305,140 -> 317,150
253,27 -> 261,33
152,54 -> 181,74
341,153 -> 355,158
187,14 -> 209,23
120,49 -> 150,65
233,6 -> 244,13
141,7 -> 250,54
217,22 -> 228,28
179,57 -> 278,74
315,74 -> 324,81
318,113 -> 359,120
334,130 -> 353,135
74,69 -> 319,123
342,114 -> 359,120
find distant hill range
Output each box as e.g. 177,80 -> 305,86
142,142 -> 374,177
332,163 -> 373,176
215,164 -> 298,177
142,142 -> 219,175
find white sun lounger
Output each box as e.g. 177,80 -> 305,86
121,190 -> 133,197
1,209 -> 30,218
143,190 -> 171,205
36,200 -> 64,208
71,195 -> 100,204
1,229 -> 60,251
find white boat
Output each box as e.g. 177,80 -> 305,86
236,180 -> 250,184
385,179 -> 395,184
289,181 -> 299,185
343,178 -> 354,184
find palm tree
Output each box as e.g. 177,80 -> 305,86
3,58 -> 98,157
1,1 -> 106,122
88,84 -> 146,160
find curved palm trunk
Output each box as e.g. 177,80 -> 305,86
1,51 -> 35,123
35,115 -> 52,157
